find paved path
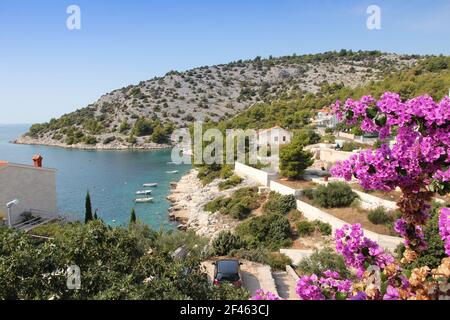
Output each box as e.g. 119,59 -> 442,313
201,260 -> 278,296
272,271 -> 299,300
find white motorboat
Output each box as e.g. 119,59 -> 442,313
136,190 -> 152,195
166,170 -> 178,174
143,183 -> 158,187
135,197 -> 153,203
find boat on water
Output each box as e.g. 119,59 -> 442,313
166,170 -> 178,174
135,197 -> 153,203
136,190 -> 152,195
143,183 -> 158,187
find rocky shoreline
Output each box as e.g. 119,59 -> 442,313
13,135 -> 170,151
167,169 -> 257,239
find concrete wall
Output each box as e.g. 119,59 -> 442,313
0,164 -> 57,225
336,131 -> 378,146
319,148 -> 355,163
353,189 -> 398,211
234,162 -> 277,187
269,181 -> 303,197
280,249 -> 313,266
295,199 -> 402,251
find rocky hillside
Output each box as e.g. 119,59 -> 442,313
16,51 -> 418,149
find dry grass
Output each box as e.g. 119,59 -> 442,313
276,179 -> 317,190
352,184 -> 402,202
352,184 -> 449,204
300,197 -> 395,236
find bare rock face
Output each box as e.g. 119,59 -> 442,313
17,52 -> 417,150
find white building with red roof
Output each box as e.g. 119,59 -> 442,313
257,126 -> 292,147
0,155 -> 58,230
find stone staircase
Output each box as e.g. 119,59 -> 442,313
272,270 -> 299,300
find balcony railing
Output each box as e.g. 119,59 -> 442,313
12,209 -> 59,232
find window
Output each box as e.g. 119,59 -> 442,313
274,136 -> 278,142
283,136 -> 286,142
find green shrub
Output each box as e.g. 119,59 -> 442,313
211,231 -> 243,256
204,187 -> 259,220
132,117 -> 153,136
218,175 -> 243,190
103,136 -> 116,144
236,214 -> 292,250
263,192 -> 296,215
297,248 -> 351,278
212,283 -> 250,300
368,207 -> 392,225
84,135 -> 97,145
341,141 -> 361,152
296,221 -> 314,236
320,134 -> 335,143
279,139 -> 314,180
228,203 -> 251,220
302,188 -> 315,200
313,182 -> 358,208
312,220 -> 332,236
204,196 -> 230,213
297,220 -> 332,237
266,252 -> 293,270
230,248 -> 292,271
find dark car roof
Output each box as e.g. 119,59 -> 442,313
216,259 -> 239,273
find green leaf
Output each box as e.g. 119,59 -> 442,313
366,106 -> 378,120
335,292 -> 348,300
374,114 -> 387,127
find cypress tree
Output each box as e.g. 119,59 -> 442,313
130,208 -> 137,225
85,191 -> 93,223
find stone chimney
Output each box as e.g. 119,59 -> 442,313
32,154 -> 43,168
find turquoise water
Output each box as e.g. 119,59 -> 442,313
0,125 -> 191,229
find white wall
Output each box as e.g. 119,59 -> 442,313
234,162 -> 278,186
296,199 -> 402,252
0,164 -> 57,225
269,181 -> 302,197
258,127 -> 291,146
319,148 -> 355,163
353,190 -> 398,211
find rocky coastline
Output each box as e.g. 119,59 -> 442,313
13,135 -> 171,151
167,169 -> 257,239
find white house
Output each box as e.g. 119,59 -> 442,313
257,126 -> 292,146
314,108 -> 339,129
0,155 -> 58,230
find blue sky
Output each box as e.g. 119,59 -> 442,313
1,0 -> 449,124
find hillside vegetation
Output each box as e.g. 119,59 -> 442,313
18,50 -> 417,149
218,55 -> 450,131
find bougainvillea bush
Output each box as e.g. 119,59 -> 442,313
254,93 -> 450,300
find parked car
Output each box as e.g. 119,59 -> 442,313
213,259 -> 243,287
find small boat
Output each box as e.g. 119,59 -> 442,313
135,197 -> 153,203
166,170 -> 178,174
143,183 -> 158,187
136,190 -> 152,195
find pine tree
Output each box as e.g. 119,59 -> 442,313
85,191 -> 93,223
130,208 -> 137,225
